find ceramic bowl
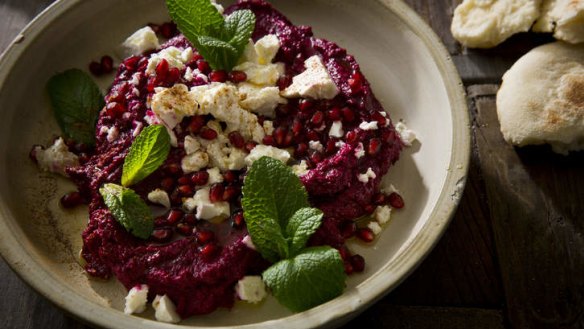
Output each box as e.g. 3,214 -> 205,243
0,0 -> 469,328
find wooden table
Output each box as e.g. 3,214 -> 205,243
1,1 -> 583,328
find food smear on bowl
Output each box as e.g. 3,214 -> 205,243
31,0 -> 419,323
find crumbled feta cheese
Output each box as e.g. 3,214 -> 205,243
124,284 -> 149,315
245,145 -> 290,166
184,67 -> 194,82
146,46 -> 188,75
357,167 -> 376,183
373,205 -> 392,225
32,137 -> 79,176
254,34 -> 280,65
292,160 -> 309,177
309,140 -> 324,152
233,61 -> 284,86
281,55 -> 339,100
190,83 -> 265,143
206,135 -> 247,170
367,221 -> 382,235
132,121 -> 143,137
379,111 -> 387,117
152,295 -> 181,323
184,135 -> 201,155
329,121 -> 344,138
181,151 -> 209,173
130,73 -> 141,86
151,84 -> 197,130
355,142 -> 365,158
106,126 -> 119,142
359,121 -> 378,131
381,184 -> 400,195
123,26 -> 160,56
395,122 -> 417,146
148,189 -> 171,208
235,276 -> 267,304
242,235 -> 256,250
180,47 -> 193,63
206,167 -> 224,185
237,83 -> 286,118
263,120 -> 275,135
183,187 -> 230,223
335,140 -> 346,148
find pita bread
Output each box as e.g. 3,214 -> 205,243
497,42 -> 584,154
451,0 -> 541,48
534,0 -> 584,44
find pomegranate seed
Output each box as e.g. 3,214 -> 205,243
356,228 -> 375,242
341,107 -> 355,122
176,223 -> 193,236
338,246 -> 351,261
148,23 -> 160,33
184,214 -> 197,225
364,204 -> 375,214
292,120 -> 303,136
200,243 -> 218,261
199,127 -> 218,140
124,56 -> 140,71
311,111 -> 324,126
178,184 -> 193,196
348,72 -> 363,93
299,99 -> 314,112
327,107 -> 342,121
310,152 -> 323,165
154,215 -> 167,227
170,190 -> 182,205
160,177 -> 175,191
245,141 -> 257,152
195,230 -> 215,244
346,131 -> 359,144
388,192 -> 405,209
209,184 -> 225,203
372,111 -> 387,126
306,129 -> 320,141
151,228 -> 173,243
166,209 -> 184,225
325,139 -> 337,154
340,220 -> 357,239
188,115 -> 206,134
167,67 -> 181,83
344,261 -> 354,275
294,142 -> 308,157
228,70 -> 247,83
197,61 -> 210,73
284,131 -> 293,146
100,55 -> 114,73
159,22 -> 177,39
351,254 -> 365,272
262,135 -> 274,146
372,193 -> 386,205
209,70 -> 227,82
228,131 -> 245,149
223,186 -> 240,202
105,102 -> 125,118
232,212 -> 245,228
191,171 -> 209,185
223,171 -> 237,183
165,163 -> 181,175
381,129 -> 396,144
155,59 -> 169,79
368,138 -> 382,155
60,191 -> 84,208
89,61 -> 103,76
177,176 -> 191,185
273,127 -> 288,146
277,75 -> 292,90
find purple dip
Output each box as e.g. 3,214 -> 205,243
67,0 -> 402,318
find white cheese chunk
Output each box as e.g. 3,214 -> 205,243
237,83 -> 286,118
245,145 -> 291,166
152,295 -> 181,323
32,137 -> 79,176
367,221 -> 382,235
146,46 -> 188,75
373,205 -> 392,225
181,151 -> 210,173
263,120 -> 275,135
233,61 -> 284,86
329,121 -> 344,138
254,34 -> 280,65
357,167 -> 376,183
123,26 -> 160,56
281,55 -> 339,100
235,276 -> 267,304
183,187 -> 230,223
151,84 -> 197,130
292,160 -> 309,177
381,184 -> 400,195
395,122 -> 417,146
359,121 -> 378,131
184,135 -> 201,155
205,135 -> 247,171
309,140 -> 324,153
147,189 -> 171,208
124,284 -> 149,315
206,167 -> 224,185
355,142 -> 365,159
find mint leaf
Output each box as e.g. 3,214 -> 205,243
286,208 -> 323,257
166,0 -> 256,71
99,183 -> 154,239
122,125 -> 170,187
47,69 -> 104,146
262,246 -> 346,312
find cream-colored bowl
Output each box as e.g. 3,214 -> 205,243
0,0 -> 469,328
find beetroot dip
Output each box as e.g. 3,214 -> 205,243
66,0 -> 403,318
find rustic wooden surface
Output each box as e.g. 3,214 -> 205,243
1,0 -> 583,328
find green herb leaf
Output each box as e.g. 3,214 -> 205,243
166,0 -> 256,71
46,69 -> 104,146
122,125 -> 170,187
99,183 -> 154,239
262,246 -> 346,312
285,208 -> 323,257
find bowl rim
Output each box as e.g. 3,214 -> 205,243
0,0 -> 470,328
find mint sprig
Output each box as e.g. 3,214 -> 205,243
47,69 -> 104,146
166,0 -> 255,71
242,157 -> 346,311
122,125 -> 170,187
99,183 -> 154,239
